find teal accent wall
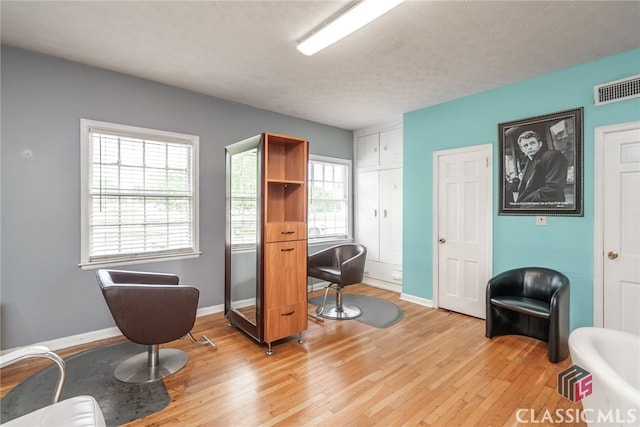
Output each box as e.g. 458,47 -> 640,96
403,49 -> 640,330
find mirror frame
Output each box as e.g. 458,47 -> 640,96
224,134 -> 264,342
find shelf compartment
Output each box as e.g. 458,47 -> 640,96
266,182 -> 306,224
265,134 -> 307,182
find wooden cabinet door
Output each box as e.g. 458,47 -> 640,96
263,239 -> 307,342
263,240 -> 306,308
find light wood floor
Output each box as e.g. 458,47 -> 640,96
1,285 -> 585,426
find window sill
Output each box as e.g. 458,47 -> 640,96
78,252 -> 202,270
308,237 -> 353,248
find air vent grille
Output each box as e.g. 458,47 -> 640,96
594,75 -> 640,106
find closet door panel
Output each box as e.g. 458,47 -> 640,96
379,127 -> 403,166
356,170 -> 380,262
356,133 -> 380,167
379,168 -> 403,265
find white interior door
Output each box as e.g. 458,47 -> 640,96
602,124 -> 640,335
435,144 -> 492,319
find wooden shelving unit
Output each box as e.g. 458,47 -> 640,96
225,132 -> 309,354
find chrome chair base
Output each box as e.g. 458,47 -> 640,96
316,304 -> 362,320
114,347 -> 188,383
185,332 -> 217,349
315,282 -> 363,320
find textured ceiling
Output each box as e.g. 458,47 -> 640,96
2,1 -> 639,130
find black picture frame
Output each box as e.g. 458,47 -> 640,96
498,107 -> 583,216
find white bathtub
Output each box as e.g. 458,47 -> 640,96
568,327 -> 640,426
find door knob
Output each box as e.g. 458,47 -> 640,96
439,238 -> 446,243
608,251 -> 618,260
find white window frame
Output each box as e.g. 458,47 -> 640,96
79,119 -> 200,269
308,155 -> 352,244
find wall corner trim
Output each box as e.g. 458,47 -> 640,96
400,293 -> 433,308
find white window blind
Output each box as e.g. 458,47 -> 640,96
80,119 -> 200,268
308,156 -> 350,240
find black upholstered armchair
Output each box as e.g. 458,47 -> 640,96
308,243 -> 367,320
96,269 -> 215,383
485,267 -> 570,362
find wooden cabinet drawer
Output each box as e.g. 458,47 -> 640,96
264,302 -> 308,343
265,222 -> 306,242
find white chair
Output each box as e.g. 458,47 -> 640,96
0,345 -> 105,427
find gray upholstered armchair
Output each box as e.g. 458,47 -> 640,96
485,267 -> 570,362
308,243 -> 367,320
96,269 -> 215,383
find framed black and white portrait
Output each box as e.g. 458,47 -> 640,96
498,107 -> 584,216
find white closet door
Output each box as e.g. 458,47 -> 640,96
356,170 -> 380,262
379,168 -> 403,265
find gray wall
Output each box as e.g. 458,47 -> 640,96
0,46 -> 353,350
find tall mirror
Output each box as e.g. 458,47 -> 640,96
225,135 -> 262,340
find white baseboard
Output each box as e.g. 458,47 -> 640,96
32,326 -> 123,353
313,279 -> 401,294
196,303 -> 225,317
400,293 -> 433,308
4,292 -> 434,354
309,281 -> 329,292
3,304 -> 226,354
361,278 -> 402,293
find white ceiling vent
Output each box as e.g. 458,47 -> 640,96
594,75 -> 640,106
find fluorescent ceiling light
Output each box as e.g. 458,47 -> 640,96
297,0 -> 405,56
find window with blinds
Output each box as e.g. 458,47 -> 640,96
80,119 -> 200,268
308,156 -> 351,240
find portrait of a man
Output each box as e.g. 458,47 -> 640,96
499,108 -> 583,216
